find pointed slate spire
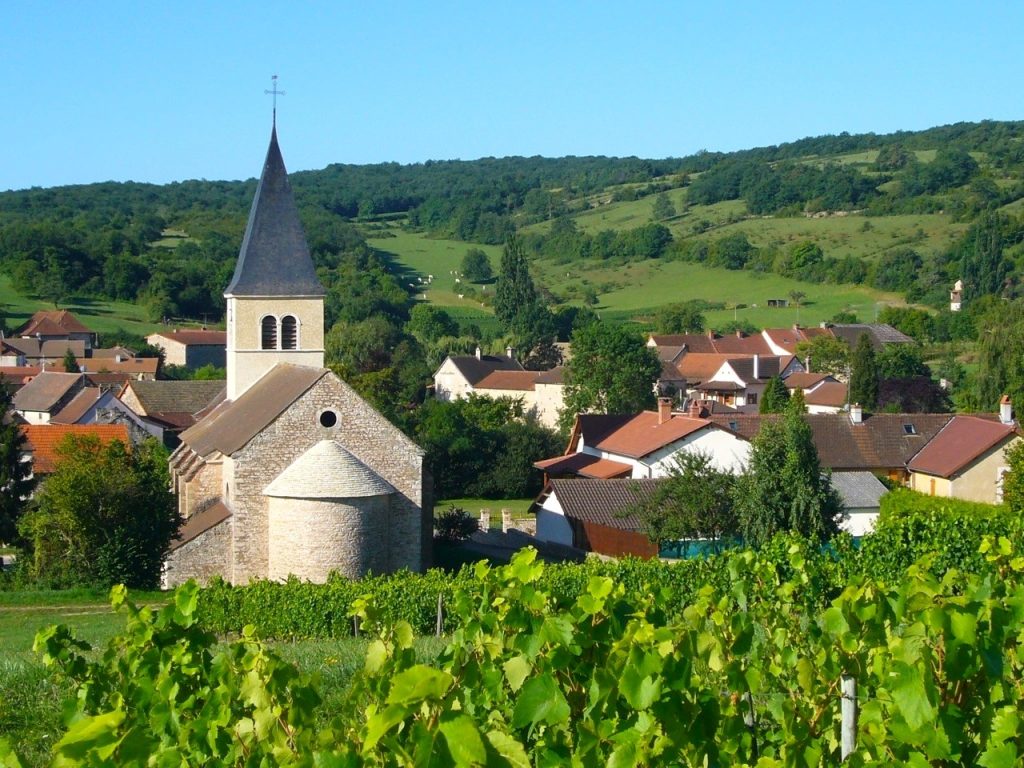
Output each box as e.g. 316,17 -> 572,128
225,125 -> 325,297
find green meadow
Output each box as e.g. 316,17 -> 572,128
0,274 -> 163,339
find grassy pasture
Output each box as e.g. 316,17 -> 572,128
0,274 -> 161,338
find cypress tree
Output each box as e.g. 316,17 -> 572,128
0,383 -> 36,545
848,333 -> 878,409
759,376 -> 790,413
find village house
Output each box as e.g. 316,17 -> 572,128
163,120 -> 431,587
783,372 -> 848,414
12,371 -> 87,425
118,379 -> 226,444
19,423 -> 131,478
14,310 -> 98,351
906,400 -> 1021,504
433,348 -> 565,430
147,329 -> 227,369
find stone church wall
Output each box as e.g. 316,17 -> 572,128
228,374 -> 430,583
162,519 -> 232,588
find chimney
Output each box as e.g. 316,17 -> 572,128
850,403 -> 863,424
1000,395 -> 1013,425
687,399 -> 701,418
505,345 -> 515,360
475,346 -> 482,360
658,397 -> 673,424
753,354 -> 760,380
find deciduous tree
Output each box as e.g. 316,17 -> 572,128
561,322 -> 661,430
460,248 -> 493,283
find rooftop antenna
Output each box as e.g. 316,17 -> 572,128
265,74 -> 285,125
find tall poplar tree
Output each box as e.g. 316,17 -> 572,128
0,383 -> 35,545
494,235 -> 538,329
848,333 -> 879,409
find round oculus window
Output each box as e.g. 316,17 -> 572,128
319,410 -> 338,428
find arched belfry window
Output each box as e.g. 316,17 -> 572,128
281,315 -> 298,350
261,315 -> 278,350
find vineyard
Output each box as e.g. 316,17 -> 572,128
3,530 -> 1024,767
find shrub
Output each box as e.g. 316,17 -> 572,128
434,505 -> 479,543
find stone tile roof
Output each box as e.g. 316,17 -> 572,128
727,355 -> 794,383
20,423 -> 130,473
179,364 -> 327,457
264,440 -> 396,498
534,452 -> 633,479
225,126 -> 325,298
12,371 -> 84,413
148,330 -> 227,346
475,370 -> 539,392
548,478 -> 663,531
170,501 -> 231,550
577,411 -> 716,460
830,471 -> 888,509
121,380 -> 226,417
445,354 -> 524,386
535,366 -> 565,385
3,338 -> 87,359
15,310 -> 93,337
81,357 -> 159,376
830,323 -> 914,350
907,416 -> 1019,478
708,412 -> 953,471
50,388 -> 105,424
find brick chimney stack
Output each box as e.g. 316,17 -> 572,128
688,399 -> 702,418
658,397 -> 673,424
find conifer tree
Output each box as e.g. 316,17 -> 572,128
848,333 -> 878,409
63,347 -> 79,374
0,383 -> 36,545
759,376 -> 790,414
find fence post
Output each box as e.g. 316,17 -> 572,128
479,509 -> 490,531
742,691 -> 758,760
353,615 -> 360,638
501,508 -> 512,533
436,593 -> 444,637
841,675 -> 857,761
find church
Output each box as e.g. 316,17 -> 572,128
163,122 -> 432,587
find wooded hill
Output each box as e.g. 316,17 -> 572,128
2,120 -> 1024,325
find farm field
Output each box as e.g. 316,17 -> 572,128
0,274 -> 164,339
367,229 -> 906,329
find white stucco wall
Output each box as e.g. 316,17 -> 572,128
536,493 -> 573,546
578,426 -> 750,479
433,359 -> 473,402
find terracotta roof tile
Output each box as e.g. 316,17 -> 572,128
804,381 -> 848,407
535,367 -> 565,385
784,372 -> 831,389
582,411 -> 717,460
16,310 -> 93,337
534,453 -> 633,479
676,353 -> 737,383
20,423 -> 130,473
50,388 -> 105,424
475,370 -> 539,391
148,330 -> 227,346
81,357 -> 159,376
907,416 -> 1019,478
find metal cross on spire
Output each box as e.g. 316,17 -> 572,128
265,75 -> 285,125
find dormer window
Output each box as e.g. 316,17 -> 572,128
261,316 -> 278,350
903,423 -> 917,435
281,315 -> 298,350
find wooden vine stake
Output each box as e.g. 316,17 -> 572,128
841,675 -> 857,761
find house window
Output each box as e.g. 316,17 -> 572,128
281,315 -> 298,350
747,393 -> 757,404
903,423 -> 917,435
319,409 -> 338,428
260,316 -> 278,350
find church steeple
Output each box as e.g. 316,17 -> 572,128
225,124 -> 326,400
225,126 -> 325,298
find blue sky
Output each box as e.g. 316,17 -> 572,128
4,2 -> 1022,191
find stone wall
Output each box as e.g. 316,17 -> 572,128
180,458 -> 222,519
162,518 -> 232,588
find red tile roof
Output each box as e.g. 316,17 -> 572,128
475,370 -> 539,391
579,411 -> 717,460
149,330 -> 227,346
16,310 -> 94,337
534,453 -> 633,479
676,353 -> 735,383
20,424 -> 130,473
907,416 -> 1019,478
81,357 -> 159,376
804,381 -> 848,407
784,372 -> 831,389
